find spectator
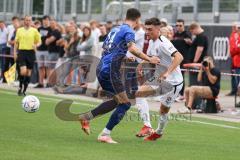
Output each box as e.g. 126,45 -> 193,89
185,56 -> 221,110
77,26 -> 94,55
90,20 -> 101,44
230,26 -> 240,94
0,20 -> 8,82
35,15 -> 51,88
160,26 -> 174,40
34,20 -> 41,29
106,21 -> 113,33
58,26 -> 80,86
188,22 -> 208,107
3,17 -> 20,83
99,24 -> 108,42
160,18 -> 168,27
46,19 -> 62,86
227,22 -> 240,96
172,19 -> 192,101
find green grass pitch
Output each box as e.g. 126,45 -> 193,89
0,89 -> 240,160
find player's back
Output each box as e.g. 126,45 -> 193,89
99,24 -> 135,75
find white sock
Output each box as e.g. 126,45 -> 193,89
136,98 -> 152,128
101,128 -> 111,136
156,114 -> 168,135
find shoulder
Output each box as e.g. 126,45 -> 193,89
211,68 -> 220,75
121,24 -> 134,33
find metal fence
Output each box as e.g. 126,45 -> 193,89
1,0 -> 240,23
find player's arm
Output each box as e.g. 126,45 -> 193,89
159,52 -> 183,80
128,42 -> 159,64
46,36 -> 56,45
193,46 -> 204,63
167,52 -> 183,74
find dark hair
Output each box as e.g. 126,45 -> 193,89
176,19 -> 185,24
145,17 -> 161,26
126,8 -> 141,21
42,15 -> 50,20
82,26 -> 92,42
12,16 -> 19,21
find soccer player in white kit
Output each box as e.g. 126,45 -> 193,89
135,17 -> 183,141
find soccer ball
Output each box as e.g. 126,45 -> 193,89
22,95 -> 40,113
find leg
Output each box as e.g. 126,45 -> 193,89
135,85 -> 156,137
186,86 -> 214,109
145,83 -> 183,141
98,91 -> 131,143
184,87 -> 190,106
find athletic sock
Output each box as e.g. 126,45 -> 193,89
79,99 -> 118,121
23,76 -> 30,93
100,128 -> 112,136
106,102 -> 131,131
156,114 -> 168,135
136,98 -> 152,128
19,75 -> 24,91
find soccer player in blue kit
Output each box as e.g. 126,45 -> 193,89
78,8 -> 160,143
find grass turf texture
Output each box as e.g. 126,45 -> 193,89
0,89 -> 240,160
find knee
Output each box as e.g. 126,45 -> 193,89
119,102 -> 131,111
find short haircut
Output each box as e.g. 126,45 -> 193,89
145,17 -> 161,26
189,22 -> 200,30
176,19 -> 185,24
12,16 -> 19,21
126,8 -> 141,21
42,15 -> 50,20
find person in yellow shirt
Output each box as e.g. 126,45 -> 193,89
14,16 -> 41,96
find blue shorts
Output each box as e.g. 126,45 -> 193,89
97,61 -> 125,95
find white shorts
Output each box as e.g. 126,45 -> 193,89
150,82 -> 183,108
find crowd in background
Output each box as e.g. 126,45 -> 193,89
0,15 -> 239,110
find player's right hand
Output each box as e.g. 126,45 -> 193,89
149,56 -> 160,64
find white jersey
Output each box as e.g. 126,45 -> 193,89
147,35 -> 183,85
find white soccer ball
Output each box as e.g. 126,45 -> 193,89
22,95 -> 40,113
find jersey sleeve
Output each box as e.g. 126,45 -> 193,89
34,29 -> 42,44
125,30 -> 135,44
161,36 -> 178,56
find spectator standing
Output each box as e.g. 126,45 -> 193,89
90,20 -> 101,45
0,20 -> 8,82
99,24 -> 108,42
77,26 -> 94,55
46,19 -> 62,85
35,16 -> 51,88
172,19 -> 192,101
3,17 -> 20,83
227,22 -> 240,96
188,22 -> 208,108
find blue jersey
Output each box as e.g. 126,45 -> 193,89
100,24 -> 135,74
96,24 -> 135,94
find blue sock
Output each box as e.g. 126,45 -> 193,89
106,102 -> 131,131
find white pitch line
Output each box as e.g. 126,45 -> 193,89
128,110 -> 240,130
1,90 -> 240,130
